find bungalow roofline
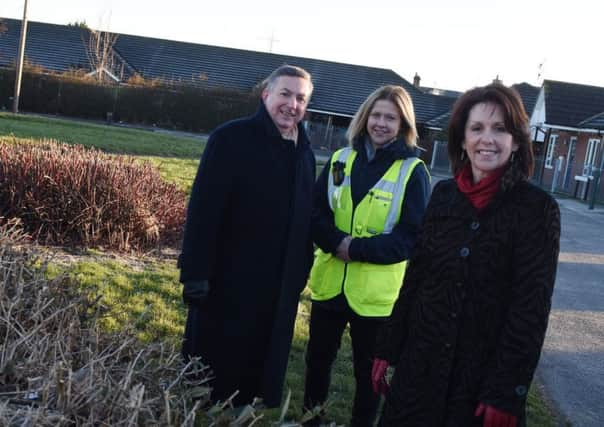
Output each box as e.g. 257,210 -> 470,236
533,123 -> 604,134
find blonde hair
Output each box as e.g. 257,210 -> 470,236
346,85 -> 418,148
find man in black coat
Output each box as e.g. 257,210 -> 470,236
178,65 -> 315,408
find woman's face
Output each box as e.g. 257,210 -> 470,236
366,99 -> 402,149
463,102 -> 518,183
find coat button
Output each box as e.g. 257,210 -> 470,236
445,342 -> 452,349
455,282 -> 463,288
471,221 -> 480,230
460,247 -> 470,257
451,312 -> 457,319
515,385 -> 528,396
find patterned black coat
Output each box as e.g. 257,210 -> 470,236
375,178 -> 560,426
178,103 -> 315,408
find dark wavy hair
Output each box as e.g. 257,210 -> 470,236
447,83 -> 534,183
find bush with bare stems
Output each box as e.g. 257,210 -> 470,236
0,219 -> 275,426
0,137 -> 186,251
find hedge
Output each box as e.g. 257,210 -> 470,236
0,68 -> 258,133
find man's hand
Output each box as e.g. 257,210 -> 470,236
371,358 -> 390,395
182,280 -> 210,307
335,235 -> 352,262
475,402 -> 517,427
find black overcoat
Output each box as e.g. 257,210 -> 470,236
178,103 -> 315,407
375,177 -> 560,426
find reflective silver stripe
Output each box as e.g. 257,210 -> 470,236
327,148 -> 354,211
382,158 -> 421,234
373,181 -> 396,194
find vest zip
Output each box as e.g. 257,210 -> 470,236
340,188 -> 373,295
341,258 -> 349,296
341,194 -> 364,295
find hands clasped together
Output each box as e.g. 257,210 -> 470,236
335,236 -> 352,263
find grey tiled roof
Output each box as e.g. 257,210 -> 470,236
543,80 -> 604,127
511,82 -> 539,116
0,18 -> 89,72
425,110 -> 452,130
0,17 -> 454,124
423,83 -> 539,131
419,86 -> 462,99
579,111 -> 604,130
113,32 -> 426,117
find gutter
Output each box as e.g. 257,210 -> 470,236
307,108 -> 354,118
536,124 -> 604,134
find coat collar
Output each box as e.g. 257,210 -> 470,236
436,177 -> 526,219
352,136 -> 419,162
252,102 -> 311,149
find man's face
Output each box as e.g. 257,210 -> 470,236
262,76 -> 312,134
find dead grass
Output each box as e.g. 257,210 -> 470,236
0,219 -> 270,426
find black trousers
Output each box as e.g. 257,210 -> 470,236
303,302 -> 384,427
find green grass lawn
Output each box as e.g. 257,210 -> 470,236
46,252 -> 185,344
0,112 -> 206,158
1,113 -> 560,426
138,155 -> 199,194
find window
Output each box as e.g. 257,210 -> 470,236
545,134 -> 558,169
583,138 -> 601,176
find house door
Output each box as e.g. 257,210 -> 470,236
583,138 -> 601,176
563,137 -> 576,190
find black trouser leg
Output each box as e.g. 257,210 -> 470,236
349,315 -> 383,427
303,303 -> 348,412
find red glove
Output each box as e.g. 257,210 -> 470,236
475,402 -> 517,427
371,358 -> 389,395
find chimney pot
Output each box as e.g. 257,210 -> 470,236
413,72 -> 421,88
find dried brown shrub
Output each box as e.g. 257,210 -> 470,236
0,220 -> 315,425
0,219 -> 212,425
0,138 -> 186,251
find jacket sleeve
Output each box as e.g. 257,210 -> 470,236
311,158 -> 349,253
177,130 -> 235,283
304,157 -> 317,281
479,195 -> 561,416
348,163 -> 431,264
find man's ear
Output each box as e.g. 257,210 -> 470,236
261,88 -> 268,101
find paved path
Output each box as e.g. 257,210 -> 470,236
537,198 -> 604,427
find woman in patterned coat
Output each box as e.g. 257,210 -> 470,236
371,83 -> 560,427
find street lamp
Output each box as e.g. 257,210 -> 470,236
12,0 -> 29,114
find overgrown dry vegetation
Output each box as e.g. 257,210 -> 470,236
0,219 -> 203,425
0,137 -> 186,251
0,220 -> 279,426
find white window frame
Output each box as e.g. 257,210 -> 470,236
545,134 -> 558,169
583,138 -> 601,176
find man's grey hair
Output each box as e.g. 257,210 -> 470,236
263,64 -> 313,93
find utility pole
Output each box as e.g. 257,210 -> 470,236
13,0 -> 29,114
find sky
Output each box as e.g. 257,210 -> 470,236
1,0 -> 603,92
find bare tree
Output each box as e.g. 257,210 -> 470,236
83,28 -> 120,83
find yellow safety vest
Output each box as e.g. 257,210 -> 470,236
308,147 -> 427,317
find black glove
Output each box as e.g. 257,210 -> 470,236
182,280 -> 210,307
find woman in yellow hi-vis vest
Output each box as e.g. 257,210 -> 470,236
303,85 -> 431,427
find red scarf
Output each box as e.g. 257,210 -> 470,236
454,164 -> 504,211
